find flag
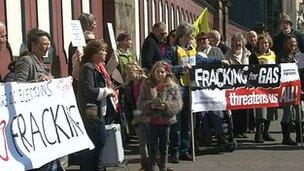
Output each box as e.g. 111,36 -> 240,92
193,8 -> 210,36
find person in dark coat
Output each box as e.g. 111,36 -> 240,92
141,21 -> 167,71
78,39 -> 116,171
276,34 -> 302,145
273,13 -> 304,55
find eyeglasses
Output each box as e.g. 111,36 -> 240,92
197,37 -> 208,41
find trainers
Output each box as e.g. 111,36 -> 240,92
262,132 -> 275,141
169,155 -> 180,163
254,133 -> 264,143
296,135 -> 304,143
179,153 -> 193,161
234,134 -> 243,138
217,134 -> 229,145
282,138 -> 297,145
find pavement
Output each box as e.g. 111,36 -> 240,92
67,110 -> 304,171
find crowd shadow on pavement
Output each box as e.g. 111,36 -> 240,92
236,142 -> 304,151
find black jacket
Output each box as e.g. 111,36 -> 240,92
141,33 -> 162,70
218,42 -> 229,55
78,62 -> 106,118
273,29 -> 304,55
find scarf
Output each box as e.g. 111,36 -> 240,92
96,62 -> 120,112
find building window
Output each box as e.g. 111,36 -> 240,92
159,0 -> 163,21
171,5 -> 175,29
144,0 -> 148,37
152,0 -> 156,25
134,0 -> 140,59
165,2 -> 169,31
177,7 -> 180,25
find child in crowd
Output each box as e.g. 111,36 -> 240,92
137,61 -> 183,171
124,61 -> 149,171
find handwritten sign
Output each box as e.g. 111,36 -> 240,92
69,20 -> 86,47
0,77 -> 94,171
107,22 -> 117,51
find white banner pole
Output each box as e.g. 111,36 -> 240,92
188,71 -> 195,162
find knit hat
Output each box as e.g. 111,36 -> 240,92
117,32 -> 132,42
281,13 -> 293,26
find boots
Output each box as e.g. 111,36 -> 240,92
159,155 -> 169,171
217,134 -> 229,145
139,157 -> 149,171
295,122 -> 304,143
254,119 -> 264,143
281,122 -> 297,145
262,120 -> 275,141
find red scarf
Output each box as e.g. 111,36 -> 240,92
96,62 -> 120,112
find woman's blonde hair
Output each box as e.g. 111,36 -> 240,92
257,33 -> 273,50
124,61 -> 146,84
148,60 -> 176,87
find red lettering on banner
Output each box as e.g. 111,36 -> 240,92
0,120 -> 9,161
278,81 -> 301,106
225,80 -> 301,110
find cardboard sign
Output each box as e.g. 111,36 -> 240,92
69,20 -> 86,47
0,77 -> 94,170
107,22 -> 117,51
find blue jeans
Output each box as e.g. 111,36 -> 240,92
148,123 -> 170,171
81,118 -> 106,171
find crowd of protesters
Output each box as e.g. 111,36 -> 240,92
1,11 -> 304,171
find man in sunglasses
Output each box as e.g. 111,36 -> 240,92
141,21 -> 167,71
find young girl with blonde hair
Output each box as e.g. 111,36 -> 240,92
138,61 -> 183,171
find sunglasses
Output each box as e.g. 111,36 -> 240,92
197,37 -> 208,41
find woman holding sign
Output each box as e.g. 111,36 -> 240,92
78,39 -> 116,171
277,34 -> 303,145
224,32 -> 251,139
249,33 -> 278,143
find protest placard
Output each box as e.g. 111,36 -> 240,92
190,63 -> 301,112
69,20 -> 86,47
0,77 -> 94,170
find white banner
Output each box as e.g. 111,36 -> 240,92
191,63 -> 301,112
0,77 -> 94,171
